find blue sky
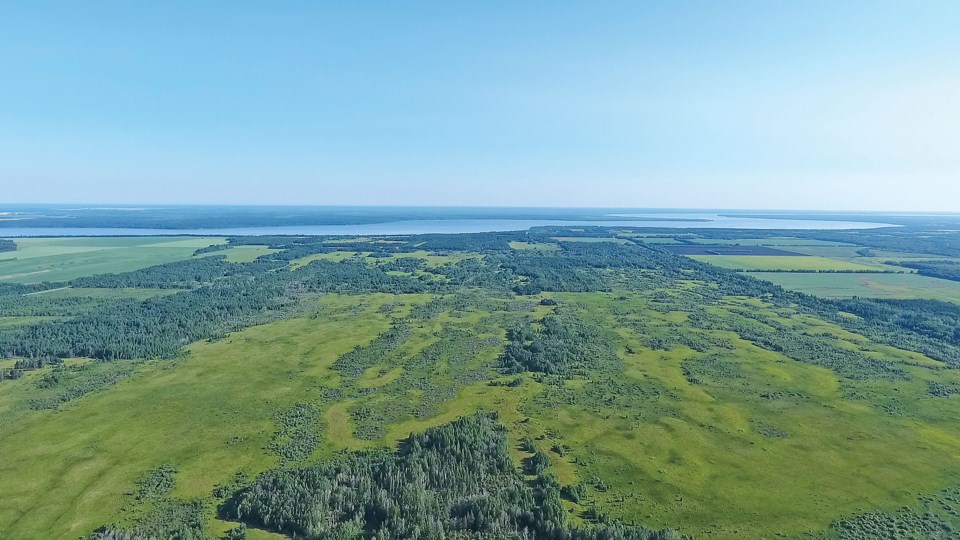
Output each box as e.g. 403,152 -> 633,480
1,1 -> 958,210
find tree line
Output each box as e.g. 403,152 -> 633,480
890,260 -> 960,282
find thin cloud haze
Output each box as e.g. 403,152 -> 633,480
1,1 -> 958,210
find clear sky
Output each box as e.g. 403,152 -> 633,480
1,1 -> 958,210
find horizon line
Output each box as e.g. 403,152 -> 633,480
1,203 -> 958,215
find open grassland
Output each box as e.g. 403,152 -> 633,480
5,281 -> 960,538
525,292 -> 960,538
691,254 -> 883,271
290,249 -> 480,270
509,241 -> 560,251
776,246 -> 909,271
321,237 -> 405,245
779,245 -> 868,257
22,286 -> 179,300
632,236 -> 684,244
288,250 -> 364,268
378,249 -> 481,267
0,294 -> 423,538
198,244 -> 281,263
552,236 -> 632,244
6,233 -> 960,539
687,237 -> 855,247
750,271 -> 960,303
0,315 -> 60,328
616,232 -> 698,242
0,237 -> 224,284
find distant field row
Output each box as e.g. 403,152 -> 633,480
631,237 -> 856,247
0,237 -> 227,284
552,236 -> 632,244
289,249 -> 478,270
23,287 -> 179,300
749,272 -> 960,303
685,237 -> 855,247
196,245 -> 280,263
0,237 -> 296,284
689,255 -> 886,272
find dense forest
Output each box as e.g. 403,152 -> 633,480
500,313 -> 619,376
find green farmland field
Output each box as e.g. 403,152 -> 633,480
687,237 -> 854,247
690,254 -> 882,271
197,244 -> 280,263
0,237 -> 224,283
749,271 -> 960,303
22,287 -> 179,300
631,236 -> 682,244
509,241 -> 560,251
552,236 -> 632,244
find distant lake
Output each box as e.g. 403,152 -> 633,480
0,214 -> 895,237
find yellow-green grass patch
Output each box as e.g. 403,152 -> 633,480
0,237 -> 226,284
289,251 -> 368,268
687,237 -> 855,247
323,237 -> 373,244
749,272 -> 960,303
0,293 -> 426,539
22,287 -> 180,300
691,255 -> 881,271
509,241 -> 560,251
633,236 -> 683,244
0,315 -> 60,328
197,245 -> 281,263
526,293 -> 960,538
552,236 -> 631,244
376,250 -> 482,268
358,365 -> 405,388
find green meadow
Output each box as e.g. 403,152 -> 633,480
689,254 -> 880,272
0,294 -> 412,538
530,293 -> 960,538
749,271 -> 960,303
686,237 -> 855,247
509,241 -> 561,251
631,236 -> 682,244
197,244 -> 281,263
553,236 -> 632,244
0,237 -> 224,283
4,282 -> 960,538
22,286 -> 179,300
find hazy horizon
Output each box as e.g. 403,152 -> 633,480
3,203 -> 959,215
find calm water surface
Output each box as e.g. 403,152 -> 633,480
0,214 -> 895,237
